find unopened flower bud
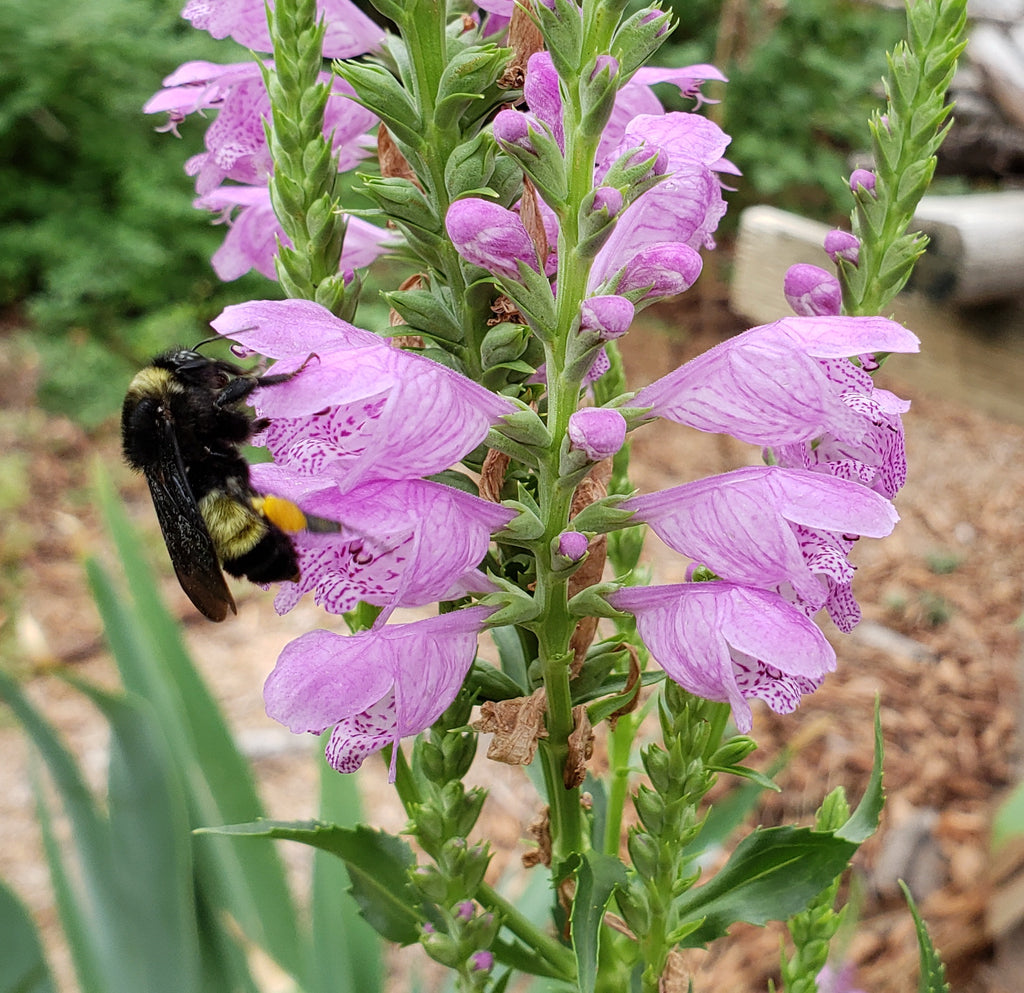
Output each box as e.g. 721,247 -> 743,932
470,950 -> 494,973
849,168 -> 876,195
556,530 -> 590,567
493,108 -> 534,153
456,900 -> 476,920
824,229 -> 860,265
568,407 -> 627,461
783,263 -> 841,317
580,295 -> 635,341
421,930 -> 461,968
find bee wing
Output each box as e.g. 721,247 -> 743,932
143,447 -> 237,623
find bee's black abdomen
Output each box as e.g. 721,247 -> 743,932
222,525 -> 301,585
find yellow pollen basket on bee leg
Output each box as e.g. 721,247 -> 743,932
255,495 -> 310,533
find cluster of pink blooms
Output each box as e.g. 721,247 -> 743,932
150,0 -> 917,772
144,0 -> 395,281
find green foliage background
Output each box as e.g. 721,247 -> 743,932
0,0 -> 276,424
661,0 -> 904,224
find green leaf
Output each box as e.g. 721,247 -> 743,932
900,882 -> 950,993
672,827 -> 858,947
467,657 -> 527,701
203,821 -> 423,946
309,761 -> 384,993
0,669 -> 117,991
569,852 -> 628,993
837,699 -> 885,844
0,878 -> 56,993
71,675 -> 199,990
92,474 -> 304,977
683,752 -> 791,860
67,678 -> 200,993
29,763 -> 106,993
1,669 -> 211,993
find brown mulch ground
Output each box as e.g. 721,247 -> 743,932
0,282 -> 1022,992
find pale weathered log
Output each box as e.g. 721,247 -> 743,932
910,192 -> 1024,303
970,23 -> 1024,128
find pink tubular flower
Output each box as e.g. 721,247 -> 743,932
599,112 -> 732,255
196,185 -> 398,282
182,0 -> 384,58
609,583 -> 835,733
633,315 -> 919,449
211,300 -> 514,490
146,62 -> 376,195
264,607 -> 493,776
784,263 -> 842,317
251,465 -> 514,615
623,466 -> 898,626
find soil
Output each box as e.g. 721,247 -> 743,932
1,279 -> 1022,993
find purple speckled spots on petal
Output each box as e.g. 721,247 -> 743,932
325,691 -> 398,772
732,655 -> 823,716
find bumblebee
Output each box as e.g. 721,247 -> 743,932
122,348 -> 326,621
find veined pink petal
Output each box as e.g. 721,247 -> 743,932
609,582 -> 835,732
251,465 -> 514,613
634,316 -> 917,448
182,0 -> 384,58
523,52 -> 565,150
775,314 -> 919,358
264,607 -> 493,774
624,466 -> 897,608
247,354 -> 512,489
624,112 -> 732,169
212,298 -> 382,354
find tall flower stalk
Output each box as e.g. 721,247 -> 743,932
142,0 -> 966,989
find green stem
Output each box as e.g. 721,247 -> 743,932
477,882 -> 577,979
602,712 -> 637,856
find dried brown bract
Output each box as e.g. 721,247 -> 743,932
480,448 -> 512,503
500,0 -> 544,90
377,123 -> 420,186
519,175 -> 549,266
564,704 -> 594,789
521,806 -> 552,868
473,687 -> 548,765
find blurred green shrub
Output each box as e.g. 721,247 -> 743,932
659,0 -> 905,226
0,0 -> 274,423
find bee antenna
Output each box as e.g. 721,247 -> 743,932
191,335 -> 224,352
